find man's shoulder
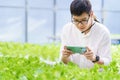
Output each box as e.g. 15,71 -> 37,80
95,22 -> 110,34
62,22 -> 75,30
93,22 -> 111,41
63,22 -> 73,28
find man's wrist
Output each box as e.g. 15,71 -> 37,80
92,55 -> 100,63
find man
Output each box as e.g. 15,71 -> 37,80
60,0 -> 111,68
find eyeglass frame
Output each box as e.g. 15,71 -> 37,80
71,15 -> 90,25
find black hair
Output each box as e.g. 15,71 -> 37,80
70,0 -> 92,16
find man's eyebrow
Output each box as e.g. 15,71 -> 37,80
81,17 -> 88,20
73,17 -> 87,21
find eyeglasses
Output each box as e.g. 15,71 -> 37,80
71,16 -> 90,25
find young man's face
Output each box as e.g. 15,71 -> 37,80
72,12 -> 92,33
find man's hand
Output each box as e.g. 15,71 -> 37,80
61,46 -> 73,64
83,47 -> 96,61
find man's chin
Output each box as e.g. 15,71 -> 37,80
79,29 -> 84,32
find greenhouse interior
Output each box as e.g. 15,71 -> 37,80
0,0 -> 120,80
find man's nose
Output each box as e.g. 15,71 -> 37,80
77,23 -> 83,27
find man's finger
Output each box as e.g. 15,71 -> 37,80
64,46 -> 67,50
86,47 -> 91,52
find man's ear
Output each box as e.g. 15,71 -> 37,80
90,11 -> 97,20
90,11 -> 93,16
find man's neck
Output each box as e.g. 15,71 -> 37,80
82,21 -> 95,35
